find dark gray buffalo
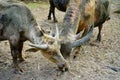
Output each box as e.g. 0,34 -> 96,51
0,1 -> 69,73
48,0 -> 69,22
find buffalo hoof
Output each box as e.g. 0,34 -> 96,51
48,17 -> 51,20
58,66 -> 69,73
18,58 -> 25,63
96,38 -> 101,42
13,65 -> 23,74
14,68 -> 23,74
56,67 -> 68,76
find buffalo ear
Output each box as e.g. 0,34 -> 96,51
25,48 -> 39,52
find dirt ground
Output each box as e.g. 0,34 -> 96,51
0,1 -> 120,80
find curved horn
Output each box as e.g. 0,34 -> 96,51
55,23 -> 59,40
44,23 -> 59,40
29,43 -> 48,50
71,24 -> 94,48
75,32 -> 81,40
37,25 -> 55,40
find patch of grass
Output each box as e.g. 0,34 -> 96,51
27,3 -> 39,9
26,2 -> 48,9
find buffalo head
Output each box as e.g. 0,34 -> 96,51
27,25 -> 69,72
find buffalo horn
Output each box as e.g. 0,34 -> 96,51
71,24 -> 94,48
37,25 -> 55,40
55,23 -> 59,40
29,43 -> 48,50
75,32 -> 81,40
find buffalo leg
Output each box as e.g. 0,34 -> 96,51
18,41 -> 24,63
10,44 -> 23,72
48,0 -> 53,20
52,6 -> 58,22
9,35 -> 23,72
97,24 -> 103,42
48,6 -> 52,20
48,5 -> 57,22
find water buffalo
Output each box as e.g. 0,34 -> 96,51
61,0 -> 110,58
47,0 -> 110,59
48,0 -> 69,22
48,0 -> 110,42
77,0 -> 110,42
0,1 -> 69,73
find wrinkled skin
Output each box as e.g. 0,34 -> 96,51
0,1 -> 69,73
